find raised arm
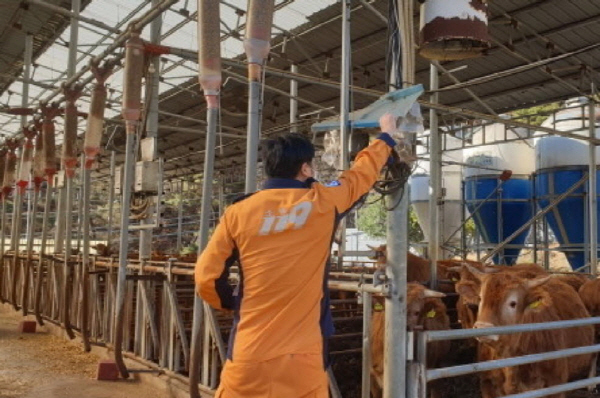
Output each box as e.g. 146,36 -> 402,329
320,113 -> 398,213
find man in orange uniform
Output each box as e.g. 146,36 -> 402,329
195,113 -> 401,397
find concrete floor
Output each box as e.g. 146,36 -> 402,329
0,307 -> 184,398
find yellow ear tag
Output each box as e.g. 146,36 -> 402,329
451,278 -> 458,282
528,300 -> 542,309
426,309 -> 436,318
374,303 -> 384,311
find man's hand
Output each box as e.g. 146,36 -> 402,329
379,113 -> 398,133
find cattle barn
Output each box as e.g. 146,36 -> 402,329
0,1 -> 600,397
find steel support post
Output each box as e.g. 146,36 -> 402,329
428,63 -> 440,287
361,292 -> 373,398
81,162 -> 92,351
290,64 -> 298,133
0,199 -> 7,300
61,0 -> 81,340
383,0 -> 411,395
139,0 -> 162,260
337,0 -> 351,271
107,151 -> 116,244
589,94 -> 597,276
23,188 -> 38,316
176,186 -> 183,252
53,183 -> 66,253
191,104 -> 218,395
114,126 -> 136,378
245,80 -> 261,193
10,34 -> 33,311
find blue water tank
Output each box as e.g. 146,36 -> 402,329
464,177 -> 533,264
463,120 -> 535,265
535,98 -> 600,271
535,168 -> 597,270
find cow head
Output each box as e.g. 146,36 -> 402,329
407,283 -> 445,330
367,244 -> 387,264
470,266 -> 551,345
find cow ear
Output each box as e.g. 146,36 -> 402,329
422,288 -> 445,298
464,264 -> 487,281
524,275 -> 552,290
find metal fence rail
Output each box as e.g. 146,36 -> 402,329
410,316 -> 600,398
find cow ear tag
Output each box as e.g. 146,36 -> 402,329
426,309 -> 436,318
527,299 -> 542,309
374,303 -> 384,311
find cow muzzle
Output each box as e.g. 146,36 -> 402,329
473,321 -> 499,343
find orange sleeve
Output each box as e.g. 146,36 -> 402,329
195,212 -> 237,310
319,134 -> 394,213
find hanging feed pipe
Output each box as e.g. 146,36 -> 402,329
81,60 -> 115,352
32,125 -> 46,326
0,148 -> 6,302
0,142 -> 17,303
61,83 -> 83,340
190,1 -> 222,395
244,0 -> 275,193
16,126 -> 36,316
8,137 -> 23,311
114,29 -> 145,379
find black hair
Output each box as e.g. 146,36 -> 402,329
262,133 -> 315,179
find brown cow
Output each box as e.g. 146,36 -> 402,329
370,283 -> 449,398
471,269 -> 594,397
368,245 -> 459,293
579,277 -> 600,341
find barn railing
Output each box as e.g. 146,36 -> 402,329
0,251 -> 382,398
409,316 -> 600,398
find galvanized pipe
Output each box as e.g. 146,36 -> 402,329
114,31 -> 145,379
426,343 -> 600,381
107,151 -> 116,244
336,0 -> 351,272
191,1 -> 224,392
361,292 -> 372,398
501,377 -> 600,398
428,63 -> 440,286
243,0 -> 274,193
588,93 -> 597,276
290,64 -> 298,133
382,5 -> 410,398
60,0 -> 83,331
245,80 -> 261,193
426,316 -> 600,342
27,0 -> 120,34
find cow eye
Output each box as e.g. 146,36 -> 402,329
509,301 -> 517,308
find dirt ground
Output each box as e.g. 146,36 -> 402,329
0,308 -> 181,398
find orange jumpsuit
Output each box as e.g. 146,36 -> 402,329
195,133 -> 395,398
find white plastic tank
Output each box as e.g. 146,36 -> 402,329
535,97 -> 600,170
534,97 -> 600,270
463,119 -> 535,178
410,132 -> 464,255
